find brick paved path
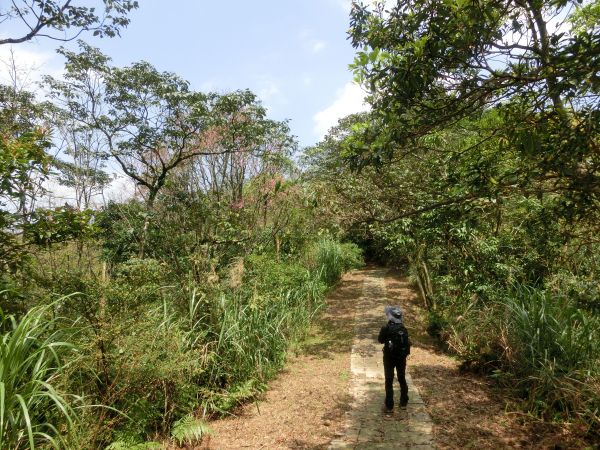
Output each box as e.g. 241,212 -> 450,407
329,268 -> 436,450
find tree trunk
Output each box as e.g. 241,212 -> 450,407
138,191 -> 157,259
275,234 -> 281,261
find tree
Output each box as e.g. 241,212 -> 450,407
0,84 -> 53,218
53,113 -> 112,209
0,129 -> 50,278
0,0 -> 138,46
45,43 -> 298,258
348,0 -> 600,210
185,89 -> 296,205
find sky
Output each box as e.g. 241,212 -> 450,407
0,0 -> 369,148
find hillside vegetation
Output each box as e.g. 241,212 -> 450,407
1,0 -> 599,448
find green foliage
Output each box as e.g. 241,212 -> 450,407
445,286 -> 600,427
106,440 -> 163,450
24,238 -> 361,446
0,301 -> 79,449
0,0 -> 139,45
100,307 -> 206,441
0,129 -> 51,274
170,414 -> 212,447
504,288 -> 600,414
304,237 -> 363,285
24,207 -> 98,246
348,0 -> 600,205
0,131 -> 50,201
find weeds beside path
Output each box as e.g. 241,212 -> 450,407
201,268 -> 590,449
200,271 -> 361,449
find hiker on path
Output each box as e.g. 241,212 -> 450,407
378,305 -> 410,410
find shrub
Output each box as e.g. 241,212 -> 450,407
305,237 -> 363,285
78,300 -> 208,445
442,285 -> 600,427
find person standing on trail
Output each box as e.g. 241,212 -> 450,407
378,305 -> 410,410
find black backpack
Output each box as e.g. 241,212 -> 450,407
386,324 -> 410,357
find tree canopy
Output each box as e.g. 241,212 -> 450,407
348,0 -> 599,212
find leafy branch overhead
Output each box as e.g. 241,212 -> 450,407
0,0 -> 139,45
348,0 -> 600,208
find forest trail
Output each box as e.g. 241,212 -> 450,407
202,268 -> 576,449
329,268 -> 435,449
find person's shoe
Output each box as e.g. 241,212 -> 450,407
384,401 -> 394,411
399,397 -> 409,407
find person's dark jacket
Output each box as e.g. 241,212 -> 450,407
378,321 -> 411,358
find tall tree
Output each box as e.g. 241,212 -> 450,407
348,0 -> 600,211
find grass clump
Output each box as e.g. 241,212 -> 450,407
442,285 -> 600,430
0,301 -> 80,449
503,287 -> 600,425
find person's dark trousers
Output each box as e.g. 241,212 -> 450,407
383,353 -> 408,408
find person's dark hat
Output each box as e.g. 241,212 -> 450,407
384,305 -> 403,324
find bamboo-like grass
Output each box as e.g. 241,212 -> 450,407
0,301 -> 80,449
197,237 -> 362,414
504,286 -> 600,423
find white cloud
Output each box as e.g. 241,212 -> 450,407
312,41 -> 326,53
298,29 -> 327,55
41,172 -> 136,208
313,81 -> 369,139
102,174 -> 137,205
199,79 -> 218,92
334,0 -> 352,12
258,82 -> 282,103
254,74 -> 286,110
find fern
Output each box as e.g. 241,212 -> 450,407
171,414 -> 212,446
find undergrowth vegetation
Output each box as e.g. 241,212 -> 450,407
3,230 -> 362,449
0,302 -> 80,449
444,287 -> 600,427
0,41 -> 364,446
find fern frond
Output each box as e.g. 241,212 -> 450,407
171,414 -> 212,446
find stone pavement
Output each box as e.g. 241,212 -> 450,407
329,268 -> 436,450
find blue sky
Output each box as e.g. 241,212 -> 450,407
0,0 -> 368,147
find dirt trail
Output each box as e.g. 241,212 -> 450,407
201,268 -> 587,449
329,267 -> 434,449
200,271 -> 360,449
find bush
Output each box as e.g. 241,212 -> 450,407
68,298 -> 208,447
305,237 -> 363,285
442,285 -> 600,428
200,255 -> 326,413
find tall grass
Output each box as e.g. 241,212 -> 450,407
90,238 -> 363,445
198,238 -> 363,413
305,237 -> 363,285
441,284 -> 600,428
0,301 -> 80,449
200,270 -> 324,412
503,287 -> 600,424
